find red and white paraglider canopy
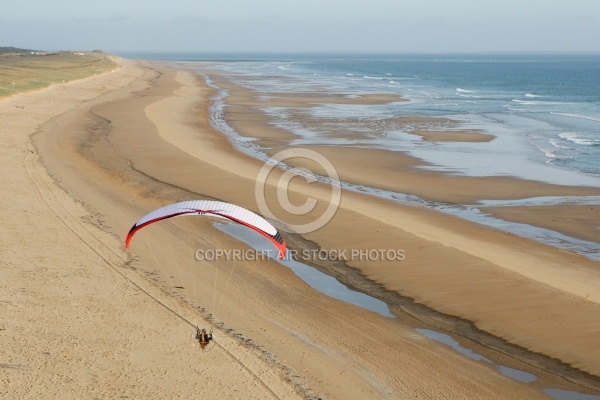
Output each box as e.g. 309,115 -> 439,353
125,200 -> 286,260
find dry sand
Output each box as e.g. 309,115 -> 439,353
0,61 -> 301,399
2,57 -> 600,399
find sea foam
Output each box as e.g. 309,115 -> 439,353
559,132 -> 600,146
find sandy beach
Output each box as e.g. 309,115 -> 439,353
2,56 -> 600,399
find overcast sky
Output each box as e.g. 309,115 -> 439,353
2,0 -> 600,53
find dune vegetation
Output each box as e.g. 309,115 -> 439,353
0,49 -> 117,97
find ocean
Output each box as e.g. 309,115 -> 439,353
119,52 -> 600,256
122,52 -> 600,184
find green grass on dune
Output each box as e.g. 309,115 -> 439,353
0,51 -> 118,98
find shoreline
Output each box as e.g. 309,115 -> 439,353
6,56 -> 600,398
204,67 -> 600,253
194,65 -> 600,377
131,61 -> 590,376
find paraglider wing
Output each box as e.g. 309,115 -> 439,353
125,200 -> 286,259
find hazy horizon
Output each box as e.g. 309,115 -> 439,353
3,0 -> 600,53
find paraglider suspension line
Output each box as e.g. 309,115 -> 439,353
213,261 -> 237,322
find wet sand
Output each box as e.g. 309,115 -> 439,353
409,129 -> 495,142
481,205 -> 600,244
3,57 -> 600,398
